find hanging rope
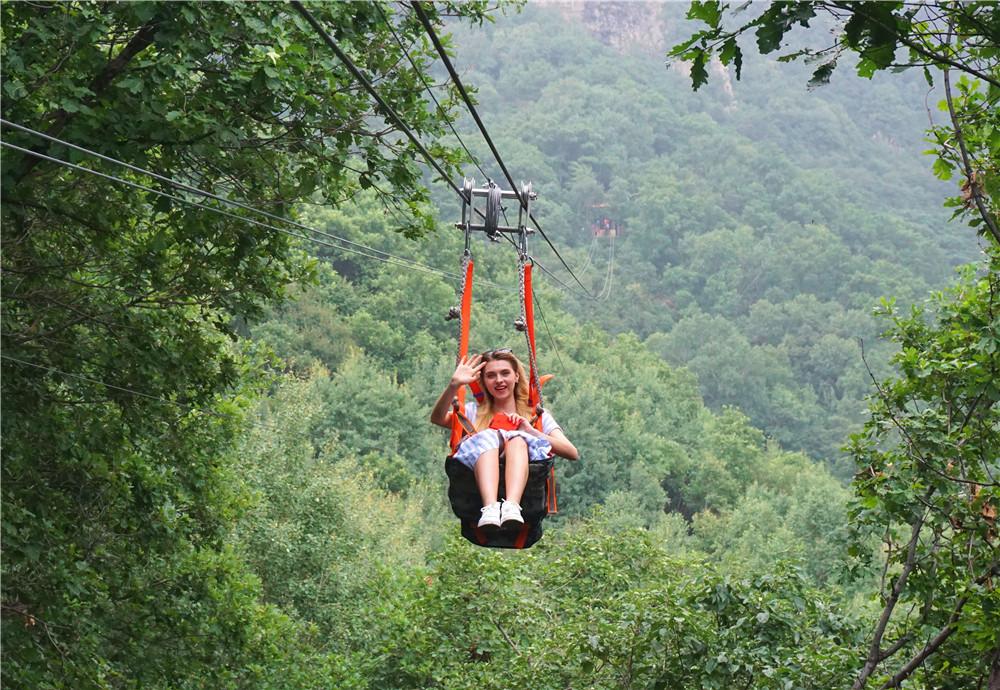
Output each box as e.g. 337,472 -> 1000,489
576,235 -> 599,278
598,232 -> 616,301
519,254 -> 543,416
449,251 -> 476,452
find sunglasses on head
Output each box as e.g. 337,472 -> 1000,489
480,348 -> 513,359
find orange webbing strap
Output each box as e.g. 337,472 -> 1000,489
513,523 -> 531,549
471,522 -> 488,545
523,262 -> 541,422
450,257 -> 475,453
523,261 -> 557,514
547,467 -> 558,513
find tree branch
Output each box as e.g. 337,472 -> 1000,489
880,633 -> 914,660
491,617 -> 520,654
879,561 -> 1000,688
942,65 -> 1000,246
16,13 -> 166,183
832,2 -> 1000,89
852,497 -> 932,690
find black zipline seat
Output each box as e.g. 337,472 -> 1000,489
445,455 -> 553,549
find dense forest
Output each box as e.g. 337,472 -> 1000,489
444,3 -> 981,471
2,2 -> 997,689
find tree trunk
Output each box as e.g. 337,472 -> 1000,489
15,14 -> 165,183
988,646 -> 1000,690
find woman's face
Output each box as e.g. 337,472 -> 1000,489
482,358 -> 518,402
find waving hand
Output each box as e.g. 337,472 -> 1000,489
450,354 -> 485,387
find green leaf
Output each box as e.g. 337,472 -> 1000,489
755,19 -> 785,54
843,12 -> 867,47
777,50 -> 808,63
932,157 -> 955,180
808,60 -> 837,88
691,50 -> 709,91
720,36 -> 743,80
856,57 -> 878,79
119,76 -> 143,94
669,32 -> 708,58
687,1 -> 724,29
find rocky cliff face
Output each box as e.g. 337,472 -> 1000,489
553,2 -> 735,101
555,1 -> 667,54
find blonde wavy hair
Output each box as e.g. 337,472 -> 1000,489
474,350 -> 532,431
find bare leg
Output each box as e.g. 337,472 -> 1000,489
474,447 -> 500,506
504,437 -> 529,505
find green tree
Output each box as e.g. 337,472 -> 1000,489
445,2 -> 970,467
1,1 -> 490,685
671,0 -> 999,246
350,525 -> 862,690
232,372 -> 438,643
846,261 -> 1000,688
673,5 -> 999,683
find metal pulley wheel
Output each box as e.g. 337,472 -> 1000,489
485,181 -> 502,240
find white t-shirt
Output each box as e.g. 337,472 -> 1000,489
464,401 -> 560,435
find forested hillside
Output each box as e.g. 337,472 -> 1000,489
443,3 -> 980,471
2,2 -> 996,689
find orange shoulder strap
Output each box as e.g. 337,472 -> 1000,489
449,256 -> 475,453
522,261 -> 541,422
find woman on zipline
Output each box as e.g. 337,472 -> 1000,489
431,348 -> 578,529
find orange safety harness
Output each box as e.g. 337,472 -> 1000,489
448,249 -> 557,514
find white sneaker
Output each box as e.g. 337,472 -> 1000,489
500,501 -> 524,527
478,501 -> 502,528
